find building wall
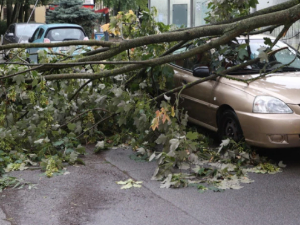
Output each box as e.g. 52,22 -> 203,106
257,0 -> 289,10
35,6 -> 46,23
150,0 -> 168,25
150,0 -> 208,28
170,0 -> 191,27
193,0 -> 209,26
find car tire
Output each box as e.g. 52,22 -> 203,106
219,110 -> 243,142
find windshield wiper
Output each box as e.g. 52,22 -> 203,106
281,67 -> 300,72
227,68 -> 260,75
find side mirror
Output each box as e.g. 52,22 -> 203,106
193,66 -> 210,78
28,37 -> 33,43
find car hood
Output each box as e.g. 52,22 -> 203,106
222,72 -> 300,104
16,36 -> 30,43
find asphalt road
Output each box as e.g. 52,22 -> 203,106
1,145 -> 300,225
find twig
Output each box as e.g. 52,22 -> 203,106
76,114 -> 114,139
0,65 -> 44,80
59,108 -> 110,129
69,79 -> 93,101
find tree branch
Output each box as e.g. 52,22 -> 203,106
0,40 -> 116,50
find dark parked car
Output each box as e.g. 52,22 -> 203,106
2,23 -> 43,59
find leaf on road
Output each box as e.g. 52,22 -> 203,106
169,139 -> 180,152
116,179 -> 143,189
278,161 -> 286,168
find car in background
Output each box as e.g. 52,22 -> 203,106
2,23 -> 43,59
170,34 -> 300,148
27,23 -> 89,63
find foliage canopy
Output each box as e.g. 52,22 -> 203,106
0,0 -> 299,190
46,0 -> 101,37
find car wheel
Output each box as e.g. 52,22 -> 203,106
219,110 -> 243,142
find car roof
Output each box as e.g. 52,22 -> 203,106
37,24 -> 83,29
236,34 -> 276,40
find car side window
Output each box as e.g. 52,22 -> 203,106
37,28 -> 44,39
32,28 -> 40,41
171,48 -> 186,68
171,46 -> 211,72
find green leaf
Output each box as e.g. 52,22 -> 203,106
121,183 -> 133,189
13,75 -> 25,85
208,186 -> 225,192
129,153 -> 148,162
264,37 -> 273,47
155,134 -> 167,144
67,123 -> 76,131
32,79 -> 38,87
238,48 -> 248,60
169,139 -> 180,152
186,132 -> 198,140
53,140 -> 64,147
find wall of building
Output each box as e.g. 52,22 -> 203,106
149,0 -> 168,25
149,0 -> 208,28
35,6 -> 46,23
193,0 -> 209,26
170,0 -> 191,27
257,0 -> 289,10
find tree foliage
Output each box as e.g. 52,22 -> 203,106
0,0 -> 299,189
206,0 -> 259,23
46,0 -> 101,37
98,0 -> 148,13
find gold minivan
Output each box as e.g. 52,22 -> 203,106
170,35 -> 300,148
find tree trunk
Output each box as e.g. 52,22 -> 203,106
24,0 -> 30,22
18,4 -> 24,22
6,2 -> 13,27
12,2 -> 22,23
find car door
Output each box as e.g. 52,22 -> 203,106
172,51 -> 217,128
28,28 -> 45,63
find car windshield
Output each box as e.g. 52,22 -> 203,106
171,37 -> 300,74
46,28 -> 85,41
240,39 -> 300,70
15,24 -> 41,38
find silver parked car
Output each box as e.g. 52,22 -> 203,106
2,23 -> 43,59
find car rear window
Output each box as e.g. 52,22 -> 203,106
15,24 -> 42,38
45,28 -> 85,41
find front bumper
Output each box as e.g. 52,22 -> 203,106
237,108 -> 300,148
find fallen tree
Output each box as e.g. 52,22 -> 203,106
0,1 -> 297,190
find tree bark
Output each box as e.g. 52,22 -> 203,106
18,3 -> 24,22
24,0 -> 30,22
6,1 -> 13,27
12,2 -> 22,23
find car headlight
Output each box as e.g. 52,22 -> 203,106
253,96 -> 293,113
